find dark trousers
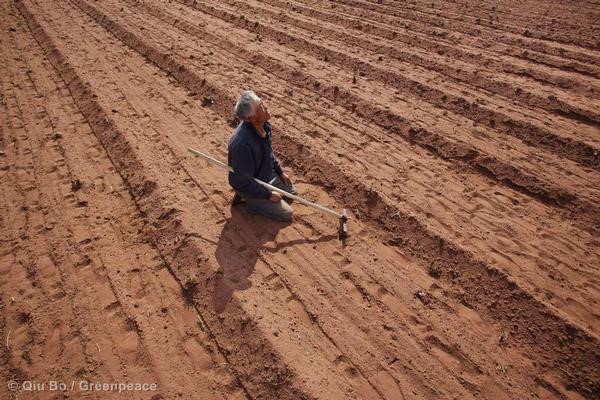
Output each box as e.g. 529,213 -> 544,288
243,175 -> 296,222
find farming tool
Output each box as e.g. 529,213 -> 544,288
188,147 -> 349,240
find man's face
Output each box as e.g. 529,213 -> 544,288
251,99 -> 270,124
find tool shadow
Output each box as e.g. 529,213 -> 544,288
212,206 -> 336,313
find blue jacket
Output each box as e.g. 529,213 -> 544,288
228,121 -> 283,199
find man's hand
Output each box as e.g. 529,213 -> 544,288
270,191 -> 282,202
279,172 -> 292,186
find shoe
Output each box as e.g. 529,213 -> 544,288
232,193 -> 244,206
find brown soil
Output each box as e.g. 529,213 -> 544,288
1,0 -> 598,399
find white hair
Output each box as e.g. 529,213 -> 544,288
234,90 -> 261,119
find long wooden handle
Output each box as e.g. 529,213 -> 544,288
188,147 -> 344,219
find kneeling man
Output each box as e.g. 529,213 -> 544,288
228,90 -> 296,222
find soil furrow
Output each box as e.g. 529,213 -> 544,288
127,0 -> 595,170
386,0 -> 600,50
49,0 -> 592,396
7,9 -> 249,395
0,12 -> 231,397
178,0 -> 600,171
50,10 -> 544,394
75,0 -> 600,306
62,0 -> 600,396
322,0 -> 600,69
88,0 -> 600,318
128,0 -> 600,232
6,0 -> 599,398
16,1 -> 364,398
407,0 -> 599,29
230,0 -> 600,121
332,0 -> 599,51
24,2 -> 392,396
259,0 -> 600,99
0,37 -> 120,393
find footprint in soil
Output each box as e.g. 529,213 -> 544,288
212,206 -> 290,313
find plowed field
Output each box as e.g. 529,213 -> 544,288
1,0 -> 598,399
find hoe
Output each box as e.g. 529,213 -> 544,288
188,147 -> 348,241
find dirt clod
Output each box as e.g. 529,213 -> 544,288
201,95 -> 213,106
71,178 -> 82,191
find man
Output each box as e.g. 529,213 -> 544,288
228,90 -> 296,222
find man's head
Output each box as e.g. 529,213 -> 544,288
234,90 -> 270,128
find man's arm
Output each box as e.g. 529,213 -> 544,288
270,143 -> 293,187
274,155 -> 293,187
229,144 -> 271,199
272,153 -> 284,176
265,124 -> 284,176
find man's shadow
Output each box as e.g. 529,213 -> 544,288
212,206 -> 290,313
